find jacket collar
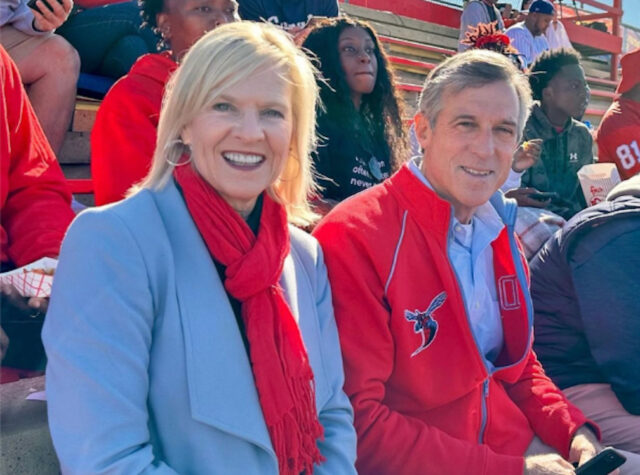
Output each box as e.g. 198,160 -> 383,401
528,102 -> 574,139
391,161 -> 517,234
129,52 -> 177,85
150,179 -> 277,460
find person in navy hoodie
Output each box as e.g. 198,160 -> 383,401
238,0 -> 338,34
531,174 -> 640,455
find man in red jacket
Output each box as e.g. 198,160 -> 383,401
91,0 -> 238,205
0,46 -> 75,378
596,47 -> 640,180
314,49 -> 606,474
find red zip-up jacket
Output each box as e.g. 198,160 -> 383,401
313,164 -> 592,474
91,52 -> 177,205
0,46 -> 74,268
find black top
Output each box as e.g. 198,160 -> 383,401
314,114 -> 391,202
238,0 -> 339,30
212,195 -> 263,355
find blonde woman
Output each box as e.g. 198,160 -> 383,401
43,22 -> 357,475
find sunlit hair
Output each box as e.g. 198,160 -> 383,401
302,16 -> 408,171
139,21 -> 320,226
418,49 -> 532,141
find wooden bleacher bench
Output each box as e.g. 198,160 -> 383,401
60,95 -> 100,207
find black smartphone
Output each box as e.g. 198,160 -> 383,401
528,191 -> 559,201
575,448 -> 626,475
27,0 -> 62,15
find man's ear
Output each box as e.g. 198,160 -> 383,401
414,112 -> 431,151
156,13 -> 171,40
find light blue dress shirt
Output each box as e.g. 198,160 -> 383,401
409,158 -> 505,370
506,21 -> 550,66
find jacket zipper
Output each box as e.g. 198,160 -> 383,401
478,378 -> 490,444
445,214 -> 492,444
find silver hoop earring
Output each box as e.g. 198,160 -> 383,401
164,139 -> 193,167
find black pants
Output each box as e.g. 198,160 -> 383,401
1,299 -> 46,371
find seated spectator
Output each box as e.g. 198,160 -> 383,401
313,49 -> 606,475
238,0 -> 338,34
458,0 -> 505,52
91,0 -> 238,205
56,0 -> 158,80
506,0 -> 553,67
517,48 -> 593,219
0,0 -> 79,155
530,174 -> 640,454
545,7 -> 572,51
0,46 -> 75,381
596,47 -> 640,179
301,17 -> 407,208
43,22 -> 357,473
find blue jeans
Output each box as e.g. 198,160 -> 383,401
56,1 -> 159,79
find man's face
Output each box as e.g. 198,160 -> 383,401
530,12 -> 553,36
416,81 -> 520,224
544,64 -> 590,119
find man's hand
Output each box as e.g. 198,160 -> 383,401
524,453 -> 575,474
505,187 -> 551,208
513,138 -> 543,173
0,283 -> 48,315
570,426 -> 620,475
32,0 -> 73,32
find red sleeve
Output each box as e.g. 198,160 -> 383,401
596,125 -> 640,180
90,77 -> 159,205
0,47 -> 75,267
313,218 -> 524,475
505,349 -> 598,459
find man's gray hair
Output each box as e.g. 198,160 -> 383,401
418,49 -> 533,139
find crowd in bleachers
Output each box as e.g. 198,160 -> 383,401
1,0 -> 640,472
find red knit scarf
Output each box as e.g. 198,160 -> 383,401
174,166 -> 324,474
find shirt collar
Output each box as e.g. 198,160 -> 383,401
408,156 -> 504,242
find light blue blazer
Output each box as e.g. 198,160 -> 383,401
42,180 -> 357,474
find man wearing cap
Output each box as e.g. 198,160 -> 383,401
596,48 -> 640,180
506,0 -> 553,67
458,0 -> 505,52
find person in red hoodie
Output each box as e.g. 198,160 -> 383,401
90,0 -> 238,205
596,47 -> 640,180
0,45 -> 75,379
313,49 -> 608,474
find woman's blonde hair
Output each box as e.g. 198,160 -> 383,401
139,21 -> 320,226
